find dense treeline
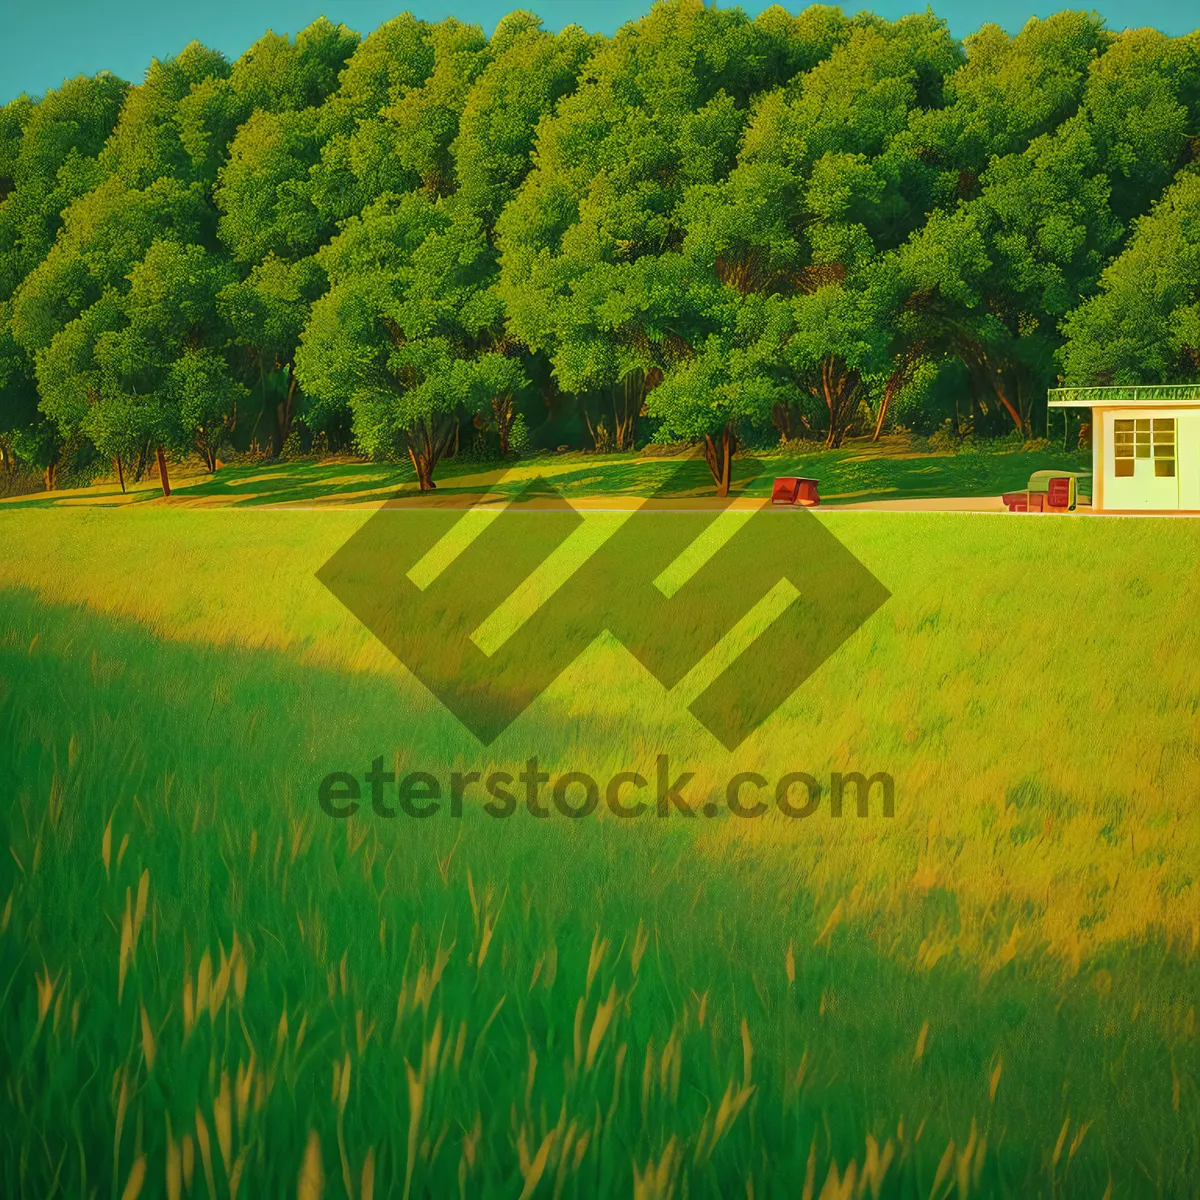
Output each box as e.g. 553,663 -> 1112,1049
1,3 -> 1199,493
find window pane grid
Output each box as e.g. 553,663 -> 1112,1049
1111,415 -> 1175,479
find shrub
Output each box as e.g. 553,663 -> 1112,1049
279,428 -> 305,460
508,414 -> 533,457
777,436 -> 829,455
0,466 -> 43,498
927,421 -> 962,453
735,423 -> 783,452
458,427 -> 503,464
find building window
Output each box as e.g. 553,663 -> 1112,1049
1153,418 -> 1176,477
1114,417 -> 1175,478
1114,419 -> 1136,477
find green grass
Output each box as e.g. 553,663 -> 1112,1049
0,503 -> 1197,1198
0,437 -> 1092,510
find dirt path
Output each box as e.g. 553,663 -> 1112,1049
830,495 -> 1009,512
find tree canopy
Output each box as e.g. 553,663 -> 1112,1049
2,3 -> 1199,492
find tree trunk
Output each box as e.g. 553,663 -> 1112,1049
619,374 -> 638,451
614,371 -> 643,452
959,339 -> 1025,436
702,424 -> 737,497
1018,374 -> 1030,437
256,356 -> 275,456
872,374 -> 899,443
156,446 -> 171,497
132,440 -> 151,483
492,393 -> 515,457
44,462 -> 58,492
406,416 -> 456,492
874,348 -> 923,442
194,433 -> 217,472
819,357 -> 862,449
114,455 -> 125,494
277,363 -> 298,448
771,402 -> 794,443
992,377 -> 1025,435
584,407 -> 610,452
408,444 -> 436,491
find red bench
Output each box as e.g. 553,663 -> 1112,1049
1046,476 -> 1076,511
1003,491 -> 1043,511
772,477 -> 820,506
771,477 -> 800,504
1004,476 -> 1077,513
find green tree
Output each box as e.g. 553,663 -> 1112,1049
0,299 -> 51,481
642,323 -> 772,494
210,19 -> 364,258
10,174 -> 211,355
902,12 -> 1110,198
384,18 -> 491,196
110,240 -> 245,470
173,19 -> 358,188
307,15 -> 492,221
218,254 -> 328,453
33,289 -> 131,479
296,193 -> 513,488
498,0 -> 817,452
0,75 -> 128,300
228,18 -> 360,113
100,43 -> 231,188
305,15 -> 437,223
215,106 -> 336,266
36,241 -> 246,482
1060,170 -> 1200,384
893,26 -> 1200,435
453,15 -> 593,226
670,13 -> 961,455
335,14 -> 436,116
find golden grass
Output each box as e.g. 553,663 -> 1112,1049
2,505 -> 1198,972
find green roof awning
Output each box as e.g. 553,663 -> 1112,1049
1048,383 -> 1200,407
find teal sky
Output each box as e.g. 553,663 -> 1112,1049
2,1 -> 1199,105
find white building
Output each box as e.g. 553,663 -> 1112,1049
1047,384 -> 1200,513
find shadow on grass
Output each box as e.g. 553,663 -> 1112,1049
170,456 -> 739,505
176,459 -> 414,506
0,444 -> 1094,509
0,586 -> 1195,1196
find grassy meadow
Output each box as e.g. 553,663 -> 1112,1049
0,474 -> 1197,1197
0,436 -> 1091,510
